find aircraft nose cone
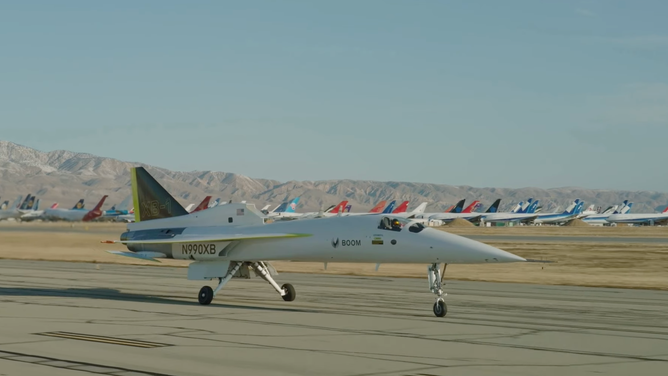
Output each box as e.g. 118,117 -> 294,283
477,243 -> 526,263
433,230 -> 526,263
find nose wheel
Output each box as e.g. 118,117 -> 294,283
433,299 -> 447,317
428,263 -> 448,317
198,286 -> 214,305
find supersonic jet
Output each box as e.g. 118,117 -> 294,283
104,167 -> 526,317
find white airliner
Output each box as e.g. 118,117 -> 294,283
582,201 -> 631,225
606,205 -> 668,226
425,200 -> 490,223
0,196 -> 24,220
105,167 -> 526,317
20,200 -> 59,221
43,196 -> 109,221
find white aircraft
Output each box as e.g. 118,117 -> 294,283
532,200 -> 584,225
426,200 -> 489,223
105,167 -> 526,317
582,201 -> 631,226
0,196 -> 25,221
606,205 -> 668,226
43,196 -> 109,221
482,200 -> 541,224
20,200 -> 59,221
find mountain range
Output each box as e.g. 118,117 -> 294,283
1,140 -> 667,213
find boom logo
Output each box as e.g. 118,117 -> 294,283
331,238 -> 361,248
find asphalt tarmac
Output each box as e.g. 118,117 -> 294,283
1,260 -> 667,376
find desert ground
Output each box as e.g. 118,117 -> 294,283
1,222 -> 667,290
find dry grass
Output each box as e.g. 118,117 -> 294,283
1,222 -> 667,290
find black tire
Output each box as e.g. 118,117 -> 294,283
433,300 -> 447,317
281,283 -> 296,302
198,286 -> 214,305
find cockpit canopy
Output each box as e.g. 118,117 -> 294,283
378,216 -> 426,233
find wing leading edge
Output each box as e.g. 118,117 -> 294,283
105,233 -> 312,245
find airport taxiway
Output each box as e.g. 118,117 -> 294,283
1,260 -> 667,376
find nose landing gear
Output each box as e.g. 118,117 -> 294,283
428,263 -> 448,317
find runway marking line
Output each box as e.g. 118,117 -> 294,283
36,331 -> 171,348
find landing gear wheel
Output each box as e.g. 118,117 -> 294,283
433,300 -> 447,317
198,286 -> 214,305
281,283 -> 296,302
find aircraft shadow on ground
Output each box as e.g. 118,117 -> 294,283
0,287 -> 314,313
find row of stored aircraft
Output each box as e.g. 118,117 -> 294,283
261,196 -> 668,226
2,192 -> 668,226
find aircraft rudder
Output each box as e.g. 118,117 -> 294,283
131,166 -> 188,222
486,199 -> 501,213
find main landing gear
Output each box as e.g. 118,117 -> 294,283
428,263 -> 448,317
197,261 -> 296,305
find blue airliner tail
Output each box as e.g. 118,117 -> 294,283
525,200 -> 539,214
284,197 -> 300,213
382,200 -> 397,214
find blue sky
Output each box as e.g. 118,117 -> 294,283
1,1 -> 667,190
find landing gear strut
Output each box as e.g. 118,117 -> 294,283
196,261 -> 296,305
428,263 -> 447,317
198,262 -> 243,305
252,262 -> 296,302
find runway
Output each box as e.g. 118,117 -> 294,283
1,261 -> 667,375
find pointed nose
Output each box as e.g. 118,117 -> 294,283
474,241 -> 526,263
430,229 -> 526,263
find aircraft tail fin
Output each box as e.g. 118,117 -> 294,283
72,199 -> 85,210
10,196 -> 23,210
663,205 -> 668,213
33,199 -> 40,211
117,195 -> 132,211
451,199 -> 466,213
621,202 -> 633,214
486,199 -> 501,213
382,200 -> 397,214
0,200 -> 8,210
526,200 -> 540,214
131,167 -> 188,222
284,197 -> 300,213
92,195 -> 108,212
368,200 -> 387,213
19,194 -> 34,210
411,202 -> 428,214
192,196 -> 212,213
566,200 -> 583,215
329,201 -> 349,214
392,201 -> 409,213
273,202 -> 288,213
461,200 -> 480,213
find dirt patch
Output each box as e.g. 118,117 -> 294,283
444,218 -> 474,227
565,219 -> 590,227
